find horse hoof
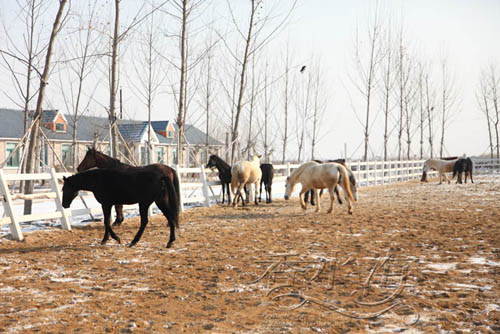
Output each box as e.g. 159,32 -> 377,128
128,242 -> 136,248
112,222 -> 122,227
101,240 -> 108,245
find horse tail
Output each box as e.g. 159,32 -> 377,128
162,176 -> 180,229
338,165 -> 355,202
172,168 -> 181,210
452,162 -> 458,179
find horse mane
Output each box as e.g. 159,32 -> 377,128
289,161 -> 319,182
210,155 -> 230,170
92,149 -> 126,168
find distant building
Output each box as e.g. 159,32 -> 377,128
0,108 -> 223,172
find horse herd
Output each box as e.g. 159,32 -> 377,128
61,149 -> 474,248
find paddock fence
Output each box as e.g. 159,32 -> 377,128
1,157 -> 498,241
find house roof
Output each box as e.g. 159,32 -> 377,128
0,108 -> 223,146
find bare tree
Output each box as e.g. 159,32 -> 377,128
223,0 -> 297,163
477,68 -> 495,158
130,2 -> 168,165
309,59 -> 328,160
379,21 -> 397,161
438,55 -> 458,158
0,0 -> 49,178
478,64 -> 500,158
351,4 -> 384,161
58,0 -> 103,170
425,72 -> 436,158
23,0 -> 68,214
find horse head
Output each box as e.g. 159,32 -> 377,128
284,176 -> 295,200
206,155 -> 217,169
77,147 -> 97,172
61,176 -> 79,208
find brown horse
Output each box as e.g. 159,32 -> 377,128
77,148 -> 180,225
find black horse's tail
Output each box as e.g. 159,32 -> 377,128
162,175 -> 180,229
172,168 -> 181,210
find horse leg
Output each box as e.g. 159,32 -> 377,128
155,199 -> 176,248
259,180 -> 263,203
326,186 -> 335,214
267,183 -> 272,203
299,189 -> 308,211
334,186 -> 343,205
227,183 -> 232,205
129,203 -> 150,247
254,182 -> 260,205
233,184 -> 244,207
314,188 -> 321,213
112,204 -> 124,226
102,205 -> 121,245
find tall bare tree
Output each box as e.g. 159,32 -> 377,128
352,4 -> 384,161
223,0 -> 297,163
58,0 -> 103,170
477,67 -> 495,158
130,2 -> 168,165
438,56 -> 458,158
23,0 -> 68,214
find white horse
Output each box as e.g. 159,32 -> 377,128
231,154 -> 262,207
284,161 -> 355,214
421,158 -> 458,184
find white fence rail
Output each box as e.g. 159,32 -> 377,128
1,157 -> 499,241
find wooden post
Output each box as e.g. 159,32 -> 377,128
0,169 -> 23,240
286,162 -> 291,177
200,165 -> 211,207
50,168 -> 71,231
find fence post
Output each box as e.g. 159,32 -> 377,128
0,169 -> 23,241
200,165 -> 211,207
173,164 -> 185,212
388,160 -> 392,184
286,162 -> 291,177
50,168 -> 72,231
357,160 -> 361,186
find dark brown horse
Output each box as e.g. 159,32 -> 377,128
453,157 -> 474,184
77,148 -> 180,226
259,163 -> 274,204
62,168 -> 179,248
206,155 -> 232,205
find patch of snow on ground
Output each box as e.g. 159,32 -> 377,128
469,257 -> 500,266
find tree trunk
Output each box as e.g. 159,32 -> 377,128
24,0 -> 67,214
231,0 -> 256,164
176,0 -> 188,166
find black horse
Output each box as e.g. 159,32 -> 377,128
62,168 -> 179,248
453,157 -> 474,184
206,155 -> 232,205
77,148 -> 180,226
259,163 -> 274,203
304,159 -> 357,205
206,154 -> 248,205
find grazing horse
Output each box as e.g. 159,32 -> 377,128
284,161 -> 355,215
231,154 -> 262,207
77,148 -> 180,226
304,159 -> 357,205
453,157 -> 474,184
62,168 -> 179,248
421,158 -> 458,184
206,155 -> 232,205
259,163 -> 274,203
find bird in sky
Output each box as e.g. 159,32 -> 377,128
300,65 -> 306,73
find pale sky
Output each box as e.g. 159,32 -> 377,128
283,0 -> 500,159
0,0 -> 499,160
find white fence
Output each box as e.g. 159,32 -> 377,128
1,157 -> 499,241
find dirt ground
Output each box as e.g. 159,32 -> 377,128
1,175 -> 499,334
